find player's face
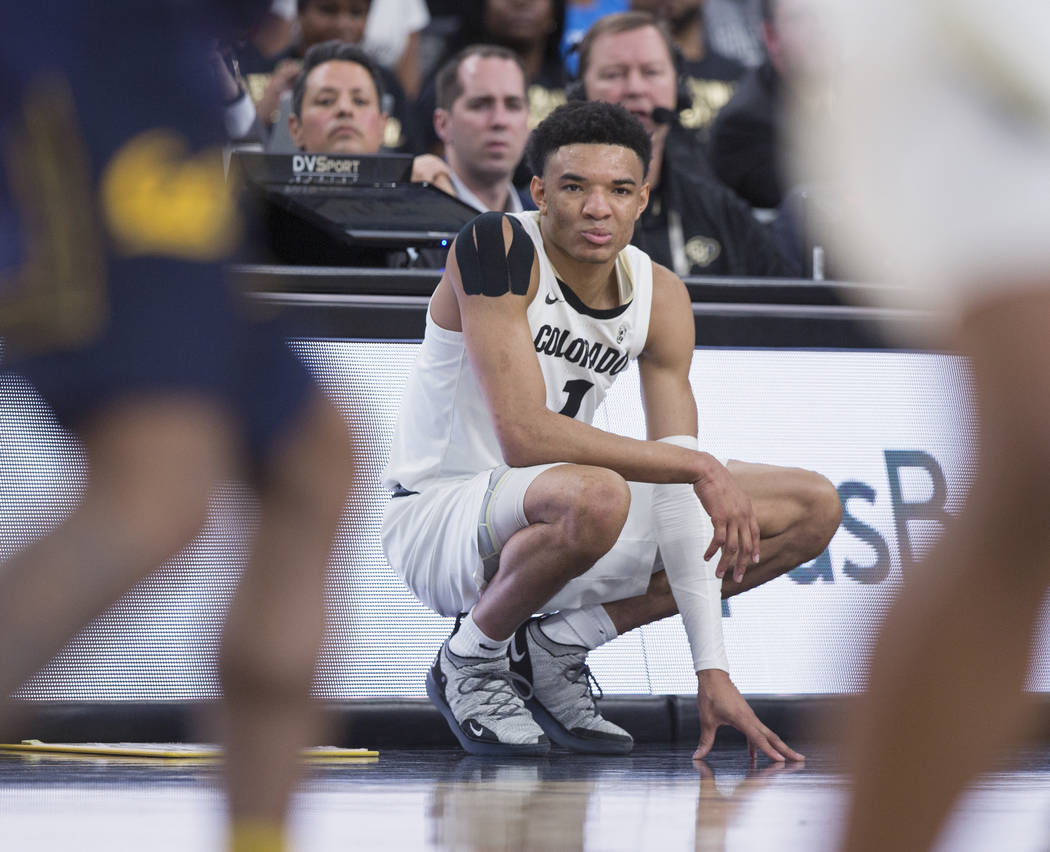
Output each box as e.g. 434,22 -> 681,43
435,56 -> 529,184
582,26 -> 678,137
290,60 -> 387,154
532,143 -> 649,266
299,0 -> 370,48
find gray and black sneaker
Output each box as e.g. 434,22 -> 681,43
509,616 -> 634,754
426,637 -> 550,756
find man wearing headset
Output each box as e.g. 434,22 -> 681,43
576,12 -> 798,278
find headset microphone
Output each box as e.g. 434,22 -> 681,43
651,106 -> 679,125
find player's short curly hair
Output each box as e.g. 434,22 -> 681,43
525,100 -> 652,178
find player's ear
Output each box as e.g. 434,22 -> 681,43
530,175 -> 546,214
636,181 -> 650,219
288,112 -> 304,149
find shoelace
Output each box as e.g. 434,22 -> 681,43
458,665 -> 535,720
561,659 -> 604,706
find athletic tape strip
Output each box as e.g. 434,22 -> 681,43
455,212 -> 533,297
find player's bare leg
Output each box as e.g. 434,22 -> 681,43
603,465 -> 840,632
841,288 -> 1050,852
428,463 -> 631,756
472,464 -> 630,640
0,397 -> 232,731
219,392 -> 351,842
720,463 -> 840,596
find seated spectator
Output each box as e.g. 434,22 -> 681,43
415,0 -> 569,162
578,12 -> 798,277
707,0 -> 821,209
288,42 -> 452,186
432,45 -> 534,213
630,0 -> 745,143
240,0 -> 417,151
246,41 -> 454,267
410,44 -> 536,268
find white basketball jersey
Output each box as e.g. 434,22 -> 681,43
383,211 -> 654,492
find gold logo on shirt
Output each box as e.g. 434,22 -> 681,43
101,130 -> 239,260
685,235 -> 722,268
527,85 -> 568,129
679,79 -> 736,129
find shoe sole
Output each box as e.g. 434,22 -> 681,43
425,669 -> 550,757
524,697 -> 634,755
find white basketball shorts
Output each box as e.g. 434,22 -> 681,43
381,464 -> 664,617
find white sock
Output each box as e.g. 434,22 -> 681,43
538,604 -> 618,650
448,610 -> 509,659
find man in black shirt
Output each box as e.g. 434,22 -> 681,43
577,12 -> 798,277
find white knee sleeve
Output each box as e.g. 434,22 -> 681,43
476,463 -> 561,589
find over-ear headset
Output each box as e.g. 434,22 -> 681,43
562,38 -> 692,115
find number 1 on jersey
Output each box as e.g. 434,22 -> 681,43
557,379 -> 595,418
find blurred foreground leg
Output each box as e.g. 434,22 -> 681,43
220,391 -> 352,838
842,288 -> 1050,852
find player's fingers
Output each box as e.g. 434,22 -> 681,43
734,525 -> 753,584
751,731 -> 788,763
694,725 -> 717,760
705,523 -> 727,566
764,730 -> 805,762
747,721 -> 805,763
718,524 -> 740,578
750,515 -> 762,565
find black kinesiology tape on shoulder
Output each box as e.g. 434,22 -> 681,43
455,212 -> 533,297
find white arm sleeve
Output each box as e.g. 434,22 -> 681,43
652,435 -> 729,673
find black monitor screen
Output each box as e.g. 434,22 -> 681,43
278,183 -> 478,243
232,152 -> 480,250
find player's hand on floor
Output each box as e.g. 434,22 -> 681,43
693,669 -> 804,763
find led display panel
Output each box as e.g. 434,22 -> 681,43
0,342 -> 1013,701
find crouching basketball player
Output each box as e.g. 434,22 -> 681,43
382,101 -> 839,758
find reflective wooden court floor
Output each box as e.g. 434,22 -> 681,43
4,743 -> 1050,851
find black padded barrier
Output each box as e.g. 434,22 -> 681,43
232,265 -> 934,349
